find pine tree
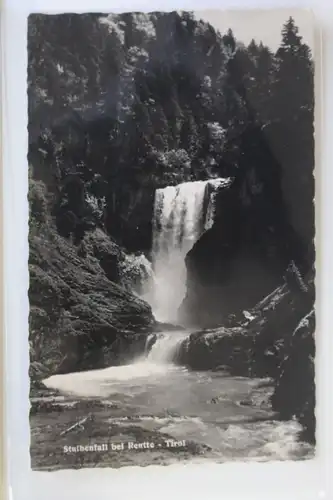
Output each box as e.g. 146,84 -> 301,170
280,17 -> 303,54
222,28 -> 236,55
275,17 -> 313,121
253,44 -> 275,123
248,39 -> 259,59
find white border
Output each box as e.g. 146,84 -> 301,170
2,1 -> 332,499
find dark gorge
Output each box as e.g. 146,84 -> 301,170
28,12 -> 315,446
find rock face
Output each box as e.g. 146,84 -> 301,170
180,124 -> 311,327
29,179 -> 155,383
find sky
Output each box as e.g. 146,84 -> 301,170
193,9 -> 314,51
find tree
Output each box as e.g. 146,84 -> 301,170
222,28 -> 236,55
280,17 -> 303,54
150,103 -> 170,150
251,44 -> 275,123
179,110 -> 199,157
274,17 -> 314,121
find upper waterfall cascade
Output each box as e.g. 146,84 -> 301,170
145,178 -> 229,323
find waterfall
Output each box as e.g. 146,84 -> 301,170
146,178 -> 229,323
145,331 -> 190,364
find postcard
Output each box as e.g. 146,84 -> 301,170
28,9 -> 316,471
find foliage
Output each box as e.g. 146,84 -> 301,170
28,177 -> 48,227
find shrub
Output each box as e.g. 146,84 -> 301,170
28,178 -> 48,226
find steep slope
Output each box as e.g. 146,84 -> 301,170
29,179 -> 154,384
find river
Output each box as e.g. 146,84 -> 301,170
30,330 -> 313,470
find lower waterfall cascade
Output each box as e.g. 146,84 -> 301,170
144,330 -> 191,364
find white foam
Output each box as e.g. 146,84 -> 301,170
147,179 -> 226,323
43,360 -> 186,397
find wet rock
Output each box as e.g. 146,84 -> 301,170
239,399 -> 252,407
209,395 -> 227,404
179,326 -> 254,375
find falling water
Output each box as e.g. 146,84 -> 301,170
146,178 -> 229,323
145,330 -> 192,364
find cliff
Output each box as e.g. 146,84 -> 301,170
29,178 -> 155,383
180,122 -> 312,327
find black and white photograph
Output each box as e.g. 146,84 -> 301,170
28,9 -> 316,471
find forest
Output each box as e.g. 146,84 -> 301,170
28,12 -> 314,259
